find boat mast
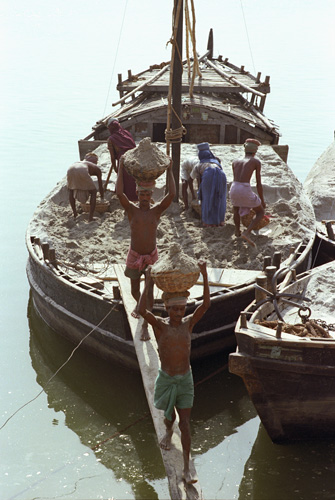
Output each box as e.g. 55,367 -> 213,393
171,0 -> 183,201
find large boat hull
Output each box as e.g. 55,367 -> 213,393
27,231 -> 314,371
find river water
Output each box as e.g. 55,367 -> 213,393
1,1 -> 335,499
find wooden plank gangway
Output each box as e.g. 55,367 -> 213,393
114,264 -> 203,500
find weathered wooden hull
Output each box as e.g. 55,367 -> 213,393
229,261 -> 335,442
26,232 -> 314,371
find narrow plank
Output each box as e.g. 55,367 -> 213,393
114,264 -> 203,500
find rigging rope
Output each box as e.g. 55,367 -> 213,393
165,0 -> 200,154
102,0 -> 129,117
239,0 -> 256,74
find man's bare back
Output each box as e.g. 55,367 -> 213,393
232,155 -> 261,183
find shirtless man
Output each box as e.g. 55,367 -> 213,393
229,138 -> 265,247
67,152 -> 104,222
138,261 -> 210,484
116,157 -> 176,340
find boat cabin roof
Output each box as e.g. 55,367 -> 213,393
117,57 -> 270,97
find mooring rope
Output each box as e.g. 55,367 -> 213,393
0,305 -> 117,430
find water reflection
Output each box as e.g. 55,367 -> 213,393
239,422 -> 335,500
28,294 -> 257,498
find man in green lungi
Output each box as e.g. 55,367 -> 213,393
138,261 -> 210,484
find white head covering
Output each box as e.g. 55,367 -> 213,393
164,296 -> 188,306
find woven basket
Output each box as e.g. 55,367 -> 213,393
80,201 -> 110,214
241,210 -> 270,230
151,270 -> 200,293
124,162 -> 168,182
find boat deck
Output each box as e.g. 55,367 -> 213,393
85,264 -> 262,304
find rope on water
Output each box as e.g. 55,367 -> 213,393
0,305 -> 117,430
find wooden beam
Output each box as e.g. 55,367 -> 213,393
113,264 -> 203,500
112,65 -> 170,106
205,58 -> 266,98
171,0 -> 184,200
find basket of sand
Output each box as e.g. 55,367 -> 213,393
122,137 -> 170,182
80,195 -> 110,214
151,244 -> 200,293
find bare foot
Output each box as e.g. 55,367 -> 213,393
160,430 -> 173,450
140,326 -> 150,341
241,231 -> 256,247
183,469 -> 198,484
131,308 -> 140,319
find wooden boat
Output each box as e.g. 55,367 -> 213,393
26,142 -> 315,371
79,29 -> 283,162
229,260 -> 335,443
304,138 -> 335,266
26,26 -> 315,371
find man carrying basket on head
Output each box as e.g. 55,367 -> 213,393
138,261 -> 210,485
116,157 -> 176,341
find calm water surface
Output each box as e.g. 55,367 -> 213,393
1,1 -> 335,499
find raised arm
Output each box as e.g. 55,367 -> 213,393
157,160 -> 176,214
115,156 -> 130,210
190,261 -> 210,330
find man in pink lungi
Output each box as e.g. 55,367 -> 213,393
229,139 -> 266,247
116,158 -> 176,341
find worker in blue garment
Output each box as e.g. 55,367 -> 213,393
190,142 -> 227,227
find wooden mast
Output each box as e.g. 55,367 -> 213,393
171,0 -> 183,202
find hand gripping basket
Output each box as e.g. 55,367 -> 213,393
151,269 -> 200,293
123,137 -> 170,182
151,244 -> 200,293
241,210 -> 270,230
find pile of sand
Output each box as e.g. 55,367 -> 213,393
151,243 -> 199,274
123,137 -> 170,181
303,140 -> 335,223
28,143 -> 316,274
